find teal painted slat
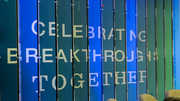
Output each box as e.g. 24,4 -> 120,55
0,1 -> 18,101
74,0 -> 88,100
57,0 -> 73,100
39,0 -> 56,100
137,0 -> 147,98
103,0 -> 115,100
115,0 -> 126,100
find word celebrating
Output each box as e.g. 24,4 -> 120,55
31,20 -> 146,41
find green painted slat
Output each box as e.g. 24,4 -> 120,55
146,0 -> 156,98
0,0 -> 18,101
156,0 -> 165,100
164,0 -> 173,92
137,0 -> 147,97
115,0 -> 126,100
57,0 -> 73,100
74,0 -> 88,100
103,0 -> 115,100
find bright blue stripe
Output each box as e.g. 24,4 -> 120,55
19,0 -> 38,100
89,0 -> 102,100
126,0 -> 137,100
173,0 -> 180,89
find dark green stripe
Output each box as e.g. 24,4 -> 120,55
156,0 -> 165,100
164,0 -> 173,92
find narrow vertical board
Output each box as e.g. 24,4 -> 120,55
74,0 -> 88,100
115,0 -> 126,100
126,0 -> 137,100
146,0 -> 156,97
39,0 -> 56,100
89,0 -> 102,100
156,0 -> 165,100
164,0 -> 173,91
173,0 -> 180,89
57,0 -> 73,100
0,0 -> 18,101
19,0 -> 38,100
102,0 -> 115,100
137,0 -> 147,98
